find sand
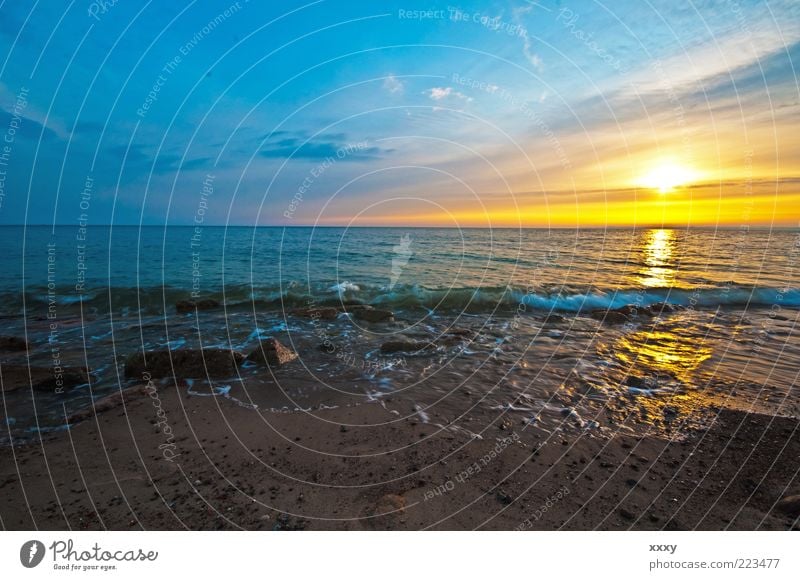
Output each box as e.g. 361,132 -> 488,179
1,379 -> 798,531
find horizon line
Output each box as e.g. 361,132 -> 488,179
2,224 -> 798,230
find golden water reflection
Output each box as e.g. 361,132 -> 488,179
616,327 -> 711,385
612,324 -> 714,429
639,228 -> 676,287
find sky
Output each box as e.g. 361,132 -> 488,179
0,0 -> 798,227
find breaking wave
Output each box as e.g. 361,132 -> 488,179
4,282 -> 797,316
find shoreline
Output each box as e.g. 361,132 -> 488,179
1,380 -> 798,530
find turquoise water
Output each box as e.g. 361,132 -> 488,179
1,226 -> 799,315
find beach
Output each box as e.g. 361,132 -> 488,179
1,378 -> 798,530
1,226 -> 799,530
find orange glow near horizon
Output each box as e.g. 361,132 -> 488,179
314,148 -> 798,227
328,187 -> 799,228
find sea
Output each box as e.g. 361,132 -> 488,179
1,226 -> 798,443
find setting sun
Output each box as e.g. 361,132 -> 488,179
636,161 -> 703,193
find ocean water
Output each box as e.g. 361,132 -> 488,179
1,226 -> 799,444
2,226 -> 799,314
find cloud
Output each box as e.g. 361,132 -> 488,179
553,37 -> 800,142
259,132 -> 390,160
382,74 -> 404,94
96,143 -> 218,175
512,3 -> 543,71
525,48 -> 543,70
73,120 -> 108,135
615,3 -> 800,98
153,155 -> 213,174
0,109 -> 59,142
427,87 -> 452,100
0,84 -> 61,142
425,87 -> 472,102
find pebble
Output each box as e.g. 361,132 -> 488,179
776,494 -> 800,517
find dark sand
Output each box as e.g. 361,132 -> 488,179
1,380 -> 798,530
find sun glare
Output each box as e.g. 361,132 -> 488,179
637,161 -> 702,193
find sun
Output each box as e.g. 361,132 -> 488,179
636,161 -> 702,193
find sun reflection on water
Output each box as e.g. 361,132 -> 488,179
639,228 -> 676,288
616,327 -> 712,385
609,322 -> 715,431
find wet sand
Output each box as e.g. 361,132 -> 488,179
1,379 -> 798,530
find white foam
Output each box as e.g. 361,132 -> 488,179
329,281 -> 360,294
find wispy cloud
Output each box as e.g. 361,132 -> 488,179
513,3 -> 544,71
425,87 -> 472,102
382,74 -> 404,94
590,0 -> 800,99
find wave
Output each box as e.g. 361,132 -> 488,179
517,286 -> 800,312
371,284 -> 800,312
2,282 -> 797,316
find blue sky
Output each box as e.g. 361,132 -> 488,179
0,0 -> 798,226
